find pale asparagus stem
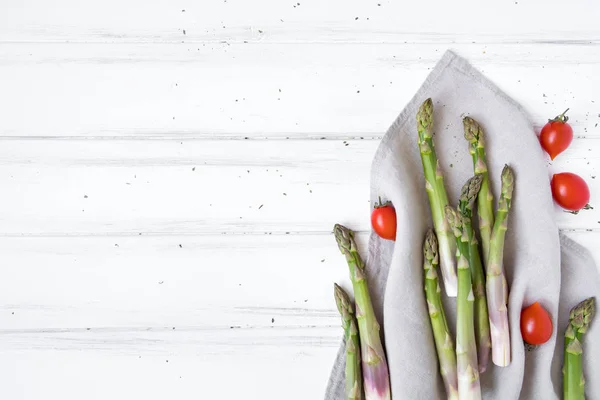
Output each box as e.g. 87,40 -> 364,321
445,206 -> 482,400
423,229 -> 459,400
486,165 -> 514,367
563,297 -> 595,400
458,175 -> 491,373
463,117 -> 494,264
417,98 -> 458,297
334,224 -> 391,400
334,284 -> 364,400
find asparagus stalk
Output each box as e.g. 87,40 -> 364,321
458,175 -> 491,373
486,165 -> 514,367
334,224 -> 391,400
563,297 -> 596,400
463,117 -> 495,264
334,283 -> 364,400
423,229 -> 459,400
417,98 -> 458,297
446,204 -> 482,400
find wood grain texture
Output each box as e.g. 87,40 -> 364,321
0,235 -> 353,330
2,0 -> 599,43
1,0 -> 600,398
1,43 -> 599,138
0,234 -> 352,399
0,139 -> 596,235
0,339 -> 336,399
0,231 -> 598,400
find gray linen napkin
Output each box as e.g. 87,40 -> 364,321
325,50 -> 600,400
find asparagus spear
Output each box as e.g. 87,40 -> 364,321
417,98 -> 458,297
334,283 -> 364,400
563,297 -> 596,400
486,165 -> 514,367
334,224 -> 391,400
463,117 -> 495,264
423,229 -> 459,400
445,205 -> 482,400
458,175 -> 491,373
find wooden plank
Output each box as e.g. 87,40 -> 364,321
0,230 -> 598,399
0,234 -> 348,399
1,231 -> 597,331
2,231 -> 596,330
0,335 -> 337,399
0,43 -> 599,138
0,234 -> 358,330
1,0 -> 599,43
0,139 -> 596,235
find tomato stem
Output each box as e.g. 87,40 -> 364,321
549,108 -> 570,123
374,196 -> 392,209
564,204 -> 593,215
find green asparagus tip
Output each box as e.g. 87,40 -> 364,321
417,98 -> 434,138
462,116 -> 483,145
334,283 -> 354,319
501,165 -> 515,199
424,229 -> 438,265
333,223 -> 354,253
444,205 -> 463,237
459,175 -> 483,213
569,297 -> 595,333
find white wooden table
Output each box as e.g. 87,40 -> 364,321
1,1 -> 599,398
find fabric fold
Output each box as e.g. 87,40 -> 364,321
324,50 -> 599,400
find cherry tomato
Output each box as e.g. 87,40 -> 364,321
551,172 -> 591,212
520,302 -> 553,345
371,198 -> 396,241
539,109 -> 573,160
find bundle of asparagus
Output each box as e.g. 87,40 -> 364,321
416,99 -> 515,400
333,224 -> 391,400
332,98 -> 595,400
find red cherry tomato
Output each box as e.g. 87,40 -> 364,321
371,198 -> 396,241
539,109 -> 573,160
520,302 -> 553,345
551,172 -> 591,212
